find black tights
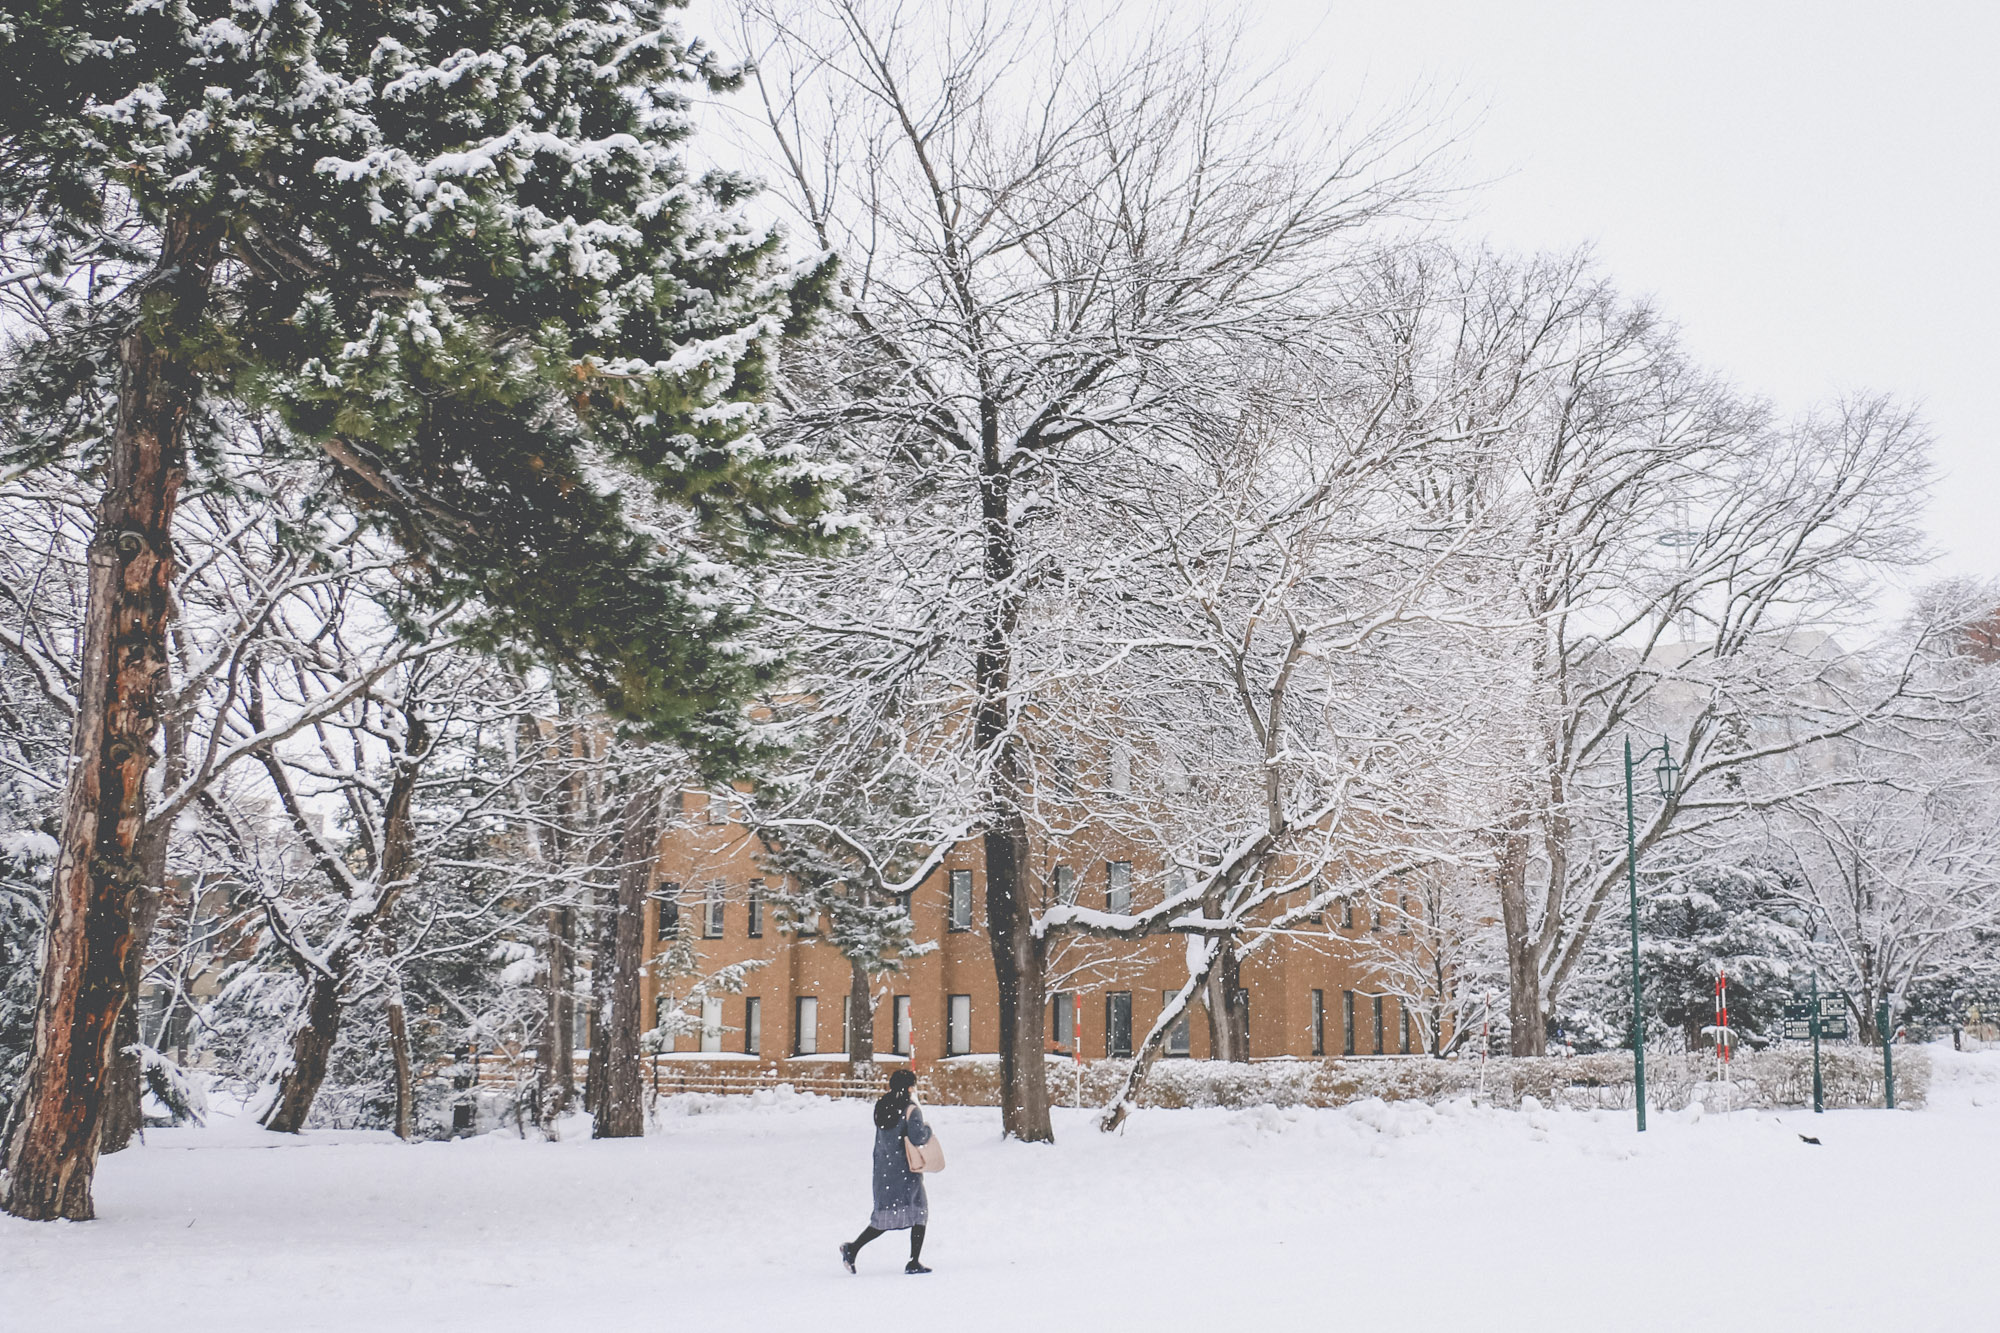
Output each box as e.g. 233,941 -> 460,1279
851,1223 -> 925,1262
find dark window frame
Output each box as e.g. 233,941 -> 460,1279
1053,864 -> 1076,906
793,995 -> 817,1056
893,995 -> 912,1056
947,993 -> 972,1056
702,881 -> 725,938
1050,992 -> 1076,1050
1163,991 -> 1191,1057
1342,989 -> 1356,1056
1105,991 -> 1133,1058
948,869 -> 974,932
746,879 -> 764,938
1372,994 -> 1386,1055
655,881 -> 682,942
1106,860 -> 1132,914
745,996 -> 762,1056
654,993 -> 675,1048
1311,988 -> 1325,1057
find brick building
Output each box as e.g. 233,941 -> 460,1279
644,792 -> 1427,1067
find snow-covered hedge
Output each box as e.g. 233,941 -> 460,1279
928,1048 -> 1926,1112
464,1047 -> 1925,1130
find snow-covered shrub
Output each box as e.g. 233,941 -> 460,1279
920,1048 -> 1926,1113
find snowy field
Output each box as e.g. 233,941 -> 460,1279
5,1048 -> 1998,1333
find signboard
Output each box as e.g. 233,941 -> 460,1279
1783,1002 -> 1816,1042
1781,997 -> 1850,1040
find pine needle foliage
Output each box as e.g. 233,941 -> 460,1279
1,0 -> 848,766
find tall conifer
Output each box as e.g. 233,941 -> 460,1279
0,0 -> 840,1218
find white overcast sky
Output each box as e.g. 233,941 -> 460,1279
696,1 -> 1996,614
1249,1 -> 2000,611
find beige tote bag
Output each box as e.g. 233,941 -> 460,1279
903,1115 -> 946,1173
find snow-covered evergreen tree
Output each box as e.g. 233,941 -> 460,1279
2,0 -> 847,1218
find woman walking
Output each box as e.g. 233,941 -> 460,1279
839,1068 -> 934,1275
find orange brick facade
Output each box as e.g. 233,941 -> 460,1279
644,793 -> 1426,1066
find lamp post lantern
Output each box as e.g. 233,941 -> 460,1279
1623,734 -> 1681,1133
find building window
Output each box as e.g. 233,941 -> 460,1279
1052,992 -> 1076,1050
704,790 -> 726,824
948,870 -> 973,932
656,882 -> 682,941
1373,995 -> 1386,1055
948,994 -> 971,1056
654,994 -> 677,1052
1054,865 -> 1076,905
794,996 -> 818,1056
1339,898 -> 1354,931
1163,992 -> 1191,1057
1105,991 -> 1133,1058
1052,745 -> 1077,796
745,997 -> 761,1056
1398,892 -> 1413,935
842,995 -> 853,1053
1106,861 -> 1131,914
1342,990 -> 1356,1056
703,881 -> 725,938
1400,1004 -> 1413,1055
1109,744 -> 1132,795
1311,989 -> 1325,1056
747,879 -> 764,938
701,997 -> 723,1053
893,995 -> 912,1056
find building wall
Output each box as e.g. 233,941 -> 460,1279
645,792 -> 1428,1066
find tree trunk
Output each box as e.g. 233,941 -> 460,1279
1101,939 -> 1221,1132
103,684 -> 186,1154
99,882 -> 164,1154
983,808 -> 1052,1141
255,712 -> 427,1135
973,424 -> 1053,1143
595,785 -> 657,1139
1495,821 -> 1548,1057
540,904 -> 575,1119
386,983 -> 414,1140
582,907 -> 611,1117
2,213 -> 219,1221
1203,939 -> 1249,1062
847,956 -> 875,1070
531,713 -> 580,1122
260,971 -> 343,1134
581,773 -> 620,1118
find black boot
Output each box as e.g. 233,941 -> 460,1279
905,1259 -> 932,1275
839,1243 -> 857,1274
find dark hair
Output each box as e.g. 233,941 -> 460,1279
873,1068 -> 918,1129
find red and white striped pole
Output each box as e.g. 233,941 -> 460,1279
1714,969 -> 1731,1075
1073,993 -> 1084,1110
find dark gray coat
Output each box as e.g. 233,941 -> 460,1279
869,1103 -> 933,1230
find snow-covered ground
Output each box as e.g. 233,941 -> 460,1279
6,1047 -> 1997,1333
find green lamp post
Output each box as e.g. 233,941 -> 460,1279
1624,734 -> 1682,1133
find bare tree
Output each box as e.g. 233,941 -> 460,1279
1770,696 -> 2000,1042
1441,255 -> 1934,1055
738,0 -> 1440,1140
